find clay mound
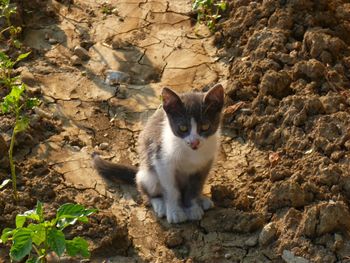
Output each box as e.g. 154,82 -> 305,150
219,0 -> 350,261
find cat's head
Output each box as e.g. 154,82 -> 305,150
161,84 -> 224,150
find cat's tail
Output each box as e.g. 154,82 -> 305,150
92,153 -> 137,185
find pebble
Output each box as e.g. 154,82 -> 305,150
245,235 -> 258,247
70,55 -> 82,66
259,222 -> 276,245
282,250 -> 309,263
224,253 -> 232,259
80,40 -> 94,50
71,146 -> 81,151
105,70 -> 130,85
34,107 -> 53,119
112,8 -> 119,15
99,142 -> 109,150
48,38 -> 58,45
73,46 -> 90,61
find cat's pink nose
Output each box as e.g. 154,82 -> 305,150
190,139 -> 200,150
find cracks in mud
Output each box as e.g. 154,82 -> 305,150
167,61 -> 215,70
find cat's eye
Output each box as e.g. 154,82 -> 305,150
201,123 -> 210,131
179,125 -> 188,132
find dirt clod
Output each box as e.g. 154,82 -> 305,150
259,222 -> 277,246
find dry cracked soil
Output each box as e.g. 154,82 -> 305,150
1,0 -> 350,262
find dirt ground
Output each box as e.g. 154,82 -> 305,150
1,0 -> 350,262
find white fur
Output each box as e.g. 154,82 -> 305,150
185,201 -> 204,221
198,196 -> 214,210
136,169 -> 161,196
150,198 -> 166,218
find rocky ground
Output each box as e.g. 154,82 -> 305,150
0,0 -> 350,262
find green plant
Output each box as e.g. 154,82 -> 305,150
0,51 -> 39,201
0,0 -> 22,48
192,0 -> 227,31
1,202 -> 97,262
0,51 -> 30,88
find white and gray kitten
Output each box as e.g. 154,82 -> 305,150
94,84 -> 224,223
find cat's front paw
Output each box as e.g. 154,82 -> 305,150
166,205 -> 187,223
185,203 -> 204,221
199,196 -> 214,211
150,198 -> 166,218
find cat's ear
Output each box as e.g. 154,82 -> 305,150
162,87 -> 184,114
203,83 -> 224,112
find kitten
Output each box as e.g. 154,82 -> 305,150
93,83 -> 224,223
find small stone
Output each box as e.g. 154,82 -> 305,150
282,250 -> 309,263
80,40 -> 94,50
70,55 -> 82,66
21,69 -> 37,86
73,46 -> 90,61
44,33 -> 49,40
105,70 -> 130,85
34,107 -> 53,119
112,8 -> 118,15
42,96 -> 55,103
224,253 -> 232,259
99,142 -> 109,150
165,231 -> 183,248
259,222 -> 276,245
48,38 -> 58,45
72,146 -> 81,151
333,233 -> 344,251
245,235 -> 258,247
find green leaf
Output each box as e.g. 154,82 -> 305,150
10,228 -> 32,261
1,228 -> 14,243
15,52 -> 31,63
0,51 -> 10,66
15,204 -> 42,228
66,237 -> 90,258
0,179 -> 11,189
14,116 -> 29,133
78,216 -> 88,223
15,215 -> 27,228
1,84 -> 26,113
57,204 -> 87,218
26,97 -> 40,109
47,228 -> 65,256
25,257 -> 38,263
27,224 -> 45,246
215,1 -> 227,11
13,39 -> 22,49
56,203 -> 96,229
